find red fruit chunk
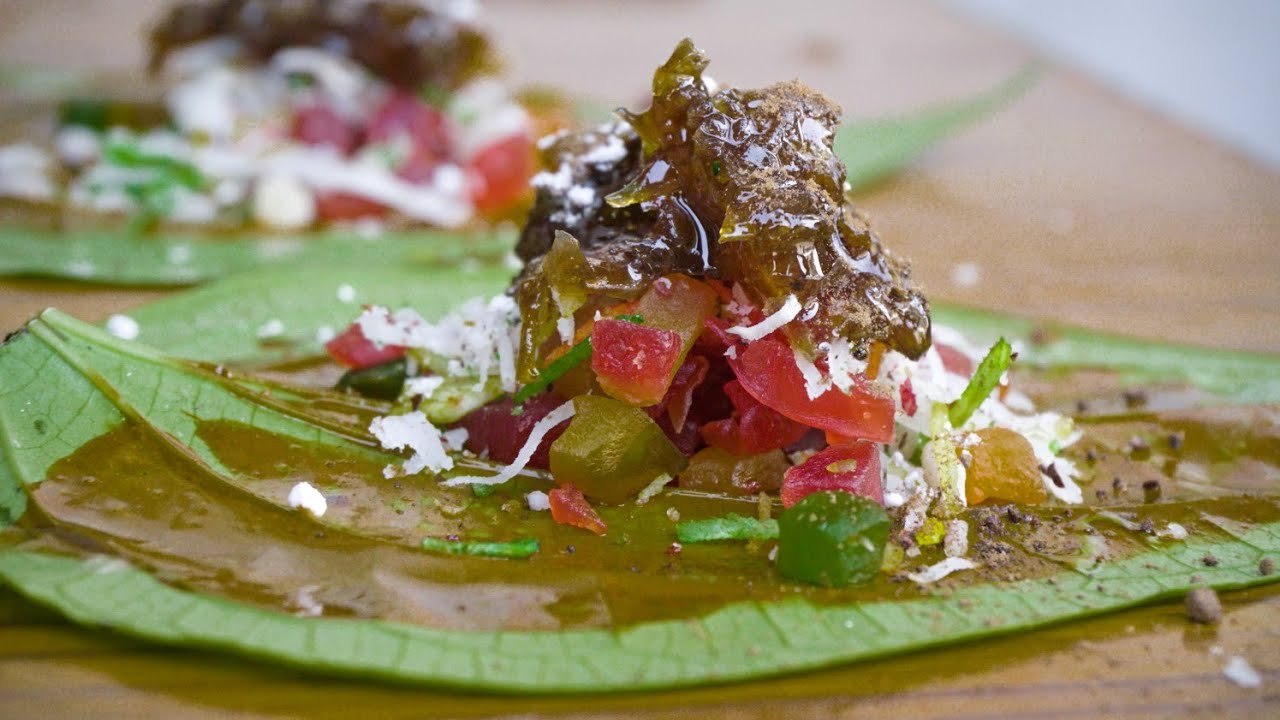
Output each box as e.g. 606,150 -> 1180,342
324,323 -> 404,369
592,319 -> 684,407
456,393 -> 570,470
935,342 -> 974,377
292,105 -> 359,155
662,355 -> 710,429
781,441 -> 883,508
468,132 -> 534,213
700,380 -> 809,456
900,378 -> 918,417
549,483 -> 607,535
698,316 -> 742,354
367,91 -> 452,158
728,337 -> 894,443
315,191 -> 388,221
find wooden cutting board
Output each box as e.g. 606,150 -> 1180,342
1,1 -> 1277,717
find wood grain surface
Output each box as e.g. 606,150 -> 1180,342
1,1 -> 1278,717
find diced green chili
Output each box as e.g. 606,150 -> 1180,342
776,491 -> 890,587
102,140 -> 206,191
420,536 -> 540,559
511,314 -> 645,405
948,337 -> 1013,427
336,358 -> 407,401
513,337 -> 592,404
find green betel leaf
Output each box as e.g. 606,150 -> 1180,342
932,304 -> 1280,404
1,307 -> 1279,692
1,71 -> 1030,286
1,519 -> 1278,692
837,63 -> 1041,191
121,262 -> 1280,405
0,225 -> 514,285
122,264 -> 511,366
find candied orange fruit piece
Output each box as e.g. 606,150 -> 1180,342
964,427 -> 1048,505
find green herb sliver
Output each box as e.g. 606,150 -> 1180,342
512,314 -> 645,405
948,337 -> 1013,428
513,337 -> 592,404
102,139 -> 206,191
421,536 -> 540,559
677,513 -> 779,543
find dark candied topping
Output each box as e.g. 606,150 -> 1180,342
149,0 -> 495,90
515,123 -> 708,297
513,39 -> 930,369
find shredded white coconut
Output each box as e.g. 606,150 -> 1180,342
356,296 -> 520,393
253,173 -> 316,230
881,449 -> 924,508
314,325 -> 336,343
1160,522 -> 1189,540
369,411 -> 453,478
404,375 -> 445,399
1222,655 -> 1263,688
0,143 -> 55,200
943,519 -> 969,558
727,294 -> 802,342
336,283 -> 357,303
256,318 -> 285,339
566,184 -> 596,206
287,481 -> 328,517
443,399 -> 576,486
441,427 -> 469,452
824,337 -> 867,394
578,133 -> 628,164
105,314 -> 140,341
636,474 -> 673,505
526,490 -> 551,512
793,348 -> 831,400
906,557 -> 978,584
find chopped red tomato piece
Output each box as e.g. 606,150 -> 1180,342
700,380 -> 809,456
592,318 -> 683,407
292,105 -> 359,155
935,343 -> 974,377
324,324 -> 405,369
780,441 -> 883,508
456,393 -> 570,470
549,483 -> 607,535
728,337 -> 894,443
315,191 -> 388,221
467,132 -> 534,214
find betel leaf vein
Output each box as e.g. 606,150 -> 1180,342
0,517 -> 1277,692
